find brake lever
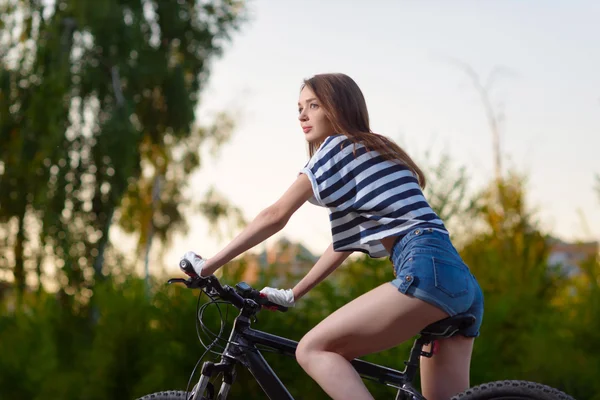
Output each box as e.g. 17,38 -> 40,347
167,277 -> 205,289
168,278 -> 189,286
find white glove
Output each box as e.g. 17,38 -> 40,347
181,251 -> 208,277
260,287 -> 295,307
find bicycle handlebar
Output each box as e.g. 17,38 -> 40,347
169,259 -> 288,313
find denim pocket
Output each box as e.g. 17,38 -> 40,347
433,257 -> 469,298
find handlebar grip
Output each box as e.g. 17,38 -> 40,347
256,293 -> 288,312
179,259 -> 198,277
233,282 -> 288,312
268,303 -> 288,313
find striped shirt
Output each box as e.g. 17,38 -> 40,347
300,134 -> 447,258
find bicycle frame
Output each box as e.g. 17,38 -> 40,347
192,311 -> 427,400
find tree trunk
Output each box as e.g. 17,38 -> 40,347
13,211 -> 26,303
93,207 -> 114,283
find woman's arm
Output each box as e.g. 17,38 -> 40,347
292,243 -> 352,300
200,174 -> 314,276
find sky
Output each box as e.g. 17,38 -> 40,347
154,0 -> 600,274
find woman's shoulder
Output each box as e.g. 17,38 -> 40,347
311,134 -> 353,162
321,133 -> 348,148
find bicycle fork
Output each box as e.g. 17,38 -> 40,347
191,315 -> 251,400
191,358 -> 237,400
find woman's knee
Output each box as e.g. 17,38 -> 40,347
296,332 -> 331,368
296,334 -> 316,368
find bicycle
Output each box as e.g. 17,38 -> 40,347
136,259 -> 575,400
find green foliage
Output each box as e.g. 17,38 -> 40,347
0,275 -> 210,399
458,173 -> 599,399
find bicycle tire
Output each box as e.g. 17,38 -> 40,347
451,380 -> 575,400
135,391 -> 191,400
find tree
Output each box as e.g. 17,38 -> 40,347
459,172 -> 563,384
0,0 -> 246,302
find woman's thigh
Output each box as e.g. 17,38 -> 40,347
297,282 -> 448,361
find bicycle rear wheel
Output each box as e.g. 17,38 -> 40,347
451,380 -> 574,400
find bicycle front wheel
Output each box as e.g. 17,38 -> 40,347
136,390 -> 191,400
452,380 -> 574,400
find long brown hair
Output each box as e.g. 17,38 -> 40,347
301,73 -> 426,188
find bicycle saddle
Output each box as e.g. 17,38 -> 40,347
419,313 -> 476,339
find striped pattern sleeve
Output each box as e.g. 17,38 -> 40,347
299,134 -> 357,207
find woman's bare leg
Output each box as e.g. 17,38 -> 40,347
296,282 -> 448,400
420,336 -> 474,400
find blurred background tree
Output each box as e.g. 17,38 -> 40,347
0,0 -> 245,307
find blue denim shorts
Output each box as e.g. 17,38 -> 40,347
389,227 -> 484,337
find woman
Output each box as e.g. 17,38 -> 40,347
182,73 -> 484,400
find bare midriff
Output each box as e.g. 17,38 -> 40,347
380,235 -> 400,255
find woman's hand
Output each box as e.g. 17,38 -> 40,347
260,287 -> 295,307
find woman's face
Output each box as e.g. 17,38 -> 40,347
298,86 -> 334,143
